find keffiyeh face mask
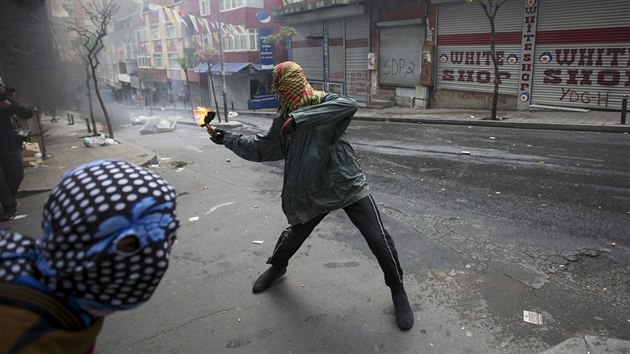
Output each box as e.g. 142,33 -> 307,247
272,61 -> 322,117
0,160 -> 179,317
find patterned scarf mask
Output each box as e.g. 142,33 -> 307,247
0,159 -> 179,320
272,61 -> 323,117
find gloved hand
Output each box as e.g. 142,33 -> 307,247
281,115 -> 296,135
210,128 -> 225,145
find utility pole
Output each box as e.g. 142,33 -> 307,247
216,0 -> 229,122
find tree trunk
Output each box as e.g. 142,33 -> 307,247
85,64 -> 98,136
208,63 -> 221,123
184,70 -> 193,118
91,64 -> 114,139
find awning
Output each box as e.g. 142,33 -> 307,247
192,62 -> 262,75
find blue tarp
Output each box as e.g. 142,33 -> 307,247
248,95 -> 279,110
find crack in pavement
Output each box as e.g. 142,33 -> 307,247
128,306 -> 238,346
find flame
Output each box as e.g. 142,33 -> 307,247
193,106 -> 213,126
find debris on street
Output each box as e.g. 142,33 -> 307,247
523,310 -> 543,325
83,135 -> 118,147
139,118 -> 177,135
252,240 -> 264,245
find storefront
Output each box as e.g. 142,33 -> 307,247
193,62 -> 269,111
277,4 -> 370,102
434,0 -> 630,111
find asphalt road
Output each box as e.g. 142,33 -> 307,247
24,112 -> 630,353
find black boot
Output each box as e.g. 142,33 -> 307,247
391,286 -> 414,330
252,266 -> 287,293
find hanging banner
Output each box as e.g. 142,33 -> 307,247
517,0 -> 539,110
259,27 -> 274,70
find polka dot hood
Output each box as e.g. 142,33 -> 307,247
0,159 -> 179,319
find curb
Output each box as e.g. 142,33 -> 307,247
236,110 -> 630,133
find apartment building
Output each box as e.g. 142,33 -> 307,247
103,0 -> 284,111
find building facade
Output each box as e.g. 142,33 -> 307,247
434,0 -> 630,111
273,0 -> 629,112
102,0 -> 284,112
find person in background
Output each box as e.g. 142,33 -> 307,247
0,84 -> 33,221
208,61 -> 414,330
0,159 -> 180,353
0,81 -> 10,109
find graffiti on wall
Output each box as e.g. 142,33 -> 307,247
329,71 -> 344,81
381,58 -> 417,79
541,47 -> 629,108
348,71 -> 369,95
457,91 -> 508,105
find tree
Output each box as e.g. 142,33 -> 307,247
137,68 -> 157,115
71,38 -> 98,136
177,57 -> 195,121
466,0 -> 510,120
71,0 -> 118,138
195,46 -> 222,122
264,26 -> 297,63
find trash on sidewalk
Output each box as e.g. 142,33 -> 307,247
523,310 -> 543,325
139,118 -> 177,135
461,151 -> 471,155
22,142 -> 44,167
83,135 -> 118,147
130,115 -> 154,125
252,240 -> 264,245
188,216 -> 200,222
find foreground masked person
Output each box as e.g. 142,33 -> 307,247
209,61 -> 414,330
0,159 -> 180,353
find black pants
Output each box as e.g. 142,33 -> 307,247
0,153 -> 23,209
267,195 -> 404,288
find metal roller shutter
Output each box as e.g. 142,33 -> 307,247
436,1 -> 523,95
292,22 -> 324,81
379,25 -> 423,87
345,15 -> 370,102
531,0 -> 630,110
438,1 -> 522,35
328,19 -> 344,90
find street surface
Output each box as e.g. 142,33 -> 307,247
81,112 -> 629,352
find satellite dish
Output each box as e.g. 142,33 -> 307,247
256,11 -> 271,24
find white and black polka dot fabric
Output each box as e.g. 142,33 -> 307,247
0,159 -> 179,317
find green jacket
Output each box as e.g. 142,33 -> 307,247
223,93 -> 369,225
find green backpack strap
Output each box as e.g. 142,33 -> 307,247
0,283 -> 84,331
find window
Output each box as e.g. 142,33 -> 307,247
201,33 -> 212,47
138,56 -> 151,68
219,0 -> 263,11
166,24 -> 176,38
248,29 -> 258,50
199,0 -> 211,15
222,28 -> 258,52
153,54 -> 163,68
151,24 -> 160,40
136,28 -> 147,42
168,53 -> 180,69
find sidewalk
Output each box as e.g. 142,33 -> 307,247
19,117 -> 158,194
19,104 -> 629,194
248,105 -> 630,133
